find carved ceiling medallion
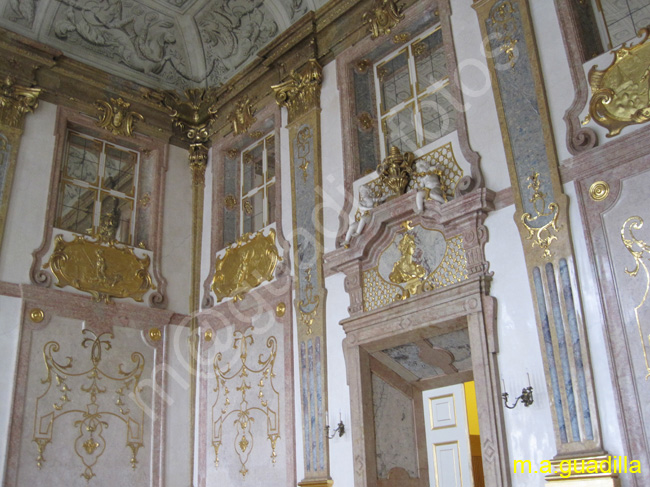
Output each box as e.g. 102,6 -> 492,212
44,233 -> 155,304
589,28 -> 650,137
211,229 -> 281,302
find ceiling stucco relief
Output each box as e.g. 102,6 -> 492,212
0,0 -> 326,91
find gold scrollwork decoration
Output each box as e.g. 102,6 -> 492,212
589,181 -> 610,201
363,0 -> 405,39
0,76 -> 42,128
211,229 -> 281,302
272,59 -> 323,123
212,327 -> 280,477
389,223 -> 426,299
489,1 -> 519,69
589,29 -> 650,137
44,233 -> 155,304
621,216 -> 650,378
296,126 -> 312,182
298,268 -> 320,335
227,96 -> 257,135
33,329 -> 145,480
95,97 -> 144,137
520,172 -> 561,260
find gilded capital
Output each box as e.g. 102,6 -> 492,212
0,76 -> 42,129
95,97 -> 144,137
272,59 -> 323,123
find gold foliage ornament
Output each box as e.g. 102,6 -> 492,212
33,329 -> 145,480
272,59 -> 323,122
44,232 -> 155,304
0,76 -> 42,128
212,327 -> 280,477
520,172 -> 561,260
227,96 -> 257,135
211,229 -> 281,302
363,0 -> 405,39
621,216 -> 650,378
589,28 -> 650,137
95,97 -> 144,137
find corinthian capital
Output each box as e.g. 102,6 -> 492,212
0,76 -> 42,129
272,59 -> 323,123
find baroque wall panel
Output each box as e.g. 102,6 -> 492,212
4,285 -> 176,487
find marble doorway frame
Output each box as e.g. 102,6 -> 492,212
340,277 -> 510,487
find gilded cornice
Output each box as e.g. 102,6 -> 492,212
272,59 -> 323,123
0,76 -> 42,129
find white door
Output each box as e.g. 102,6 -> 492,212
423,383 -> 473,487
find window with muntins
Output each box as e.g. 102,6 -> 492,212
592,0 -> 650,49
240,133 -> 276,235
374,25 -> 455,158
55,130 -> 139,245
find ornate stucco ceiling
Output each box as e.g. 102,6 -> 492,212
0,0 -> 328,91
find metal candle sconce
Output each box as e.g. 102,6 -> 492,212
502,375 -> 534,409
325,412 -> 345,438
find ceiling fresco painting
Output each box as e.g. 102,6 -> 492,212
1,0 -> 327,90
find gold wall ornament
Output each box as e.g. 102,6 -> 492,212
189,143 -> 209,186
355,59 -> 371,74
95,97 -> 144,137
139,192 -> 151,208
589,181 -> 610,201
30,308 -> 44,323
212,327 -> 280,477
227,148 -> 239,159
225,194 -> 238,211
393,33 -> 410,44
211,229 -> 281,302
298,268 -> 320,335
43,233 -> 155,304
249,130 -> 264,139
363,0 -> 405,39
377,146 -> 414,198
588,28 -> 650,137
488,1 -> 519,69
621,216 -> 650,378
276,302 -> 286,318
0,76 -> 42,129
357,112 -> 374,131
33,329 -> 145,480
272,59 -> 323,123
227,96 -> 257,135
520,172 -> 561,260
204,329 -> 213,341
296,126 -> 312,182
148,328 -> 162,341
243,198 -> 254,215
389,231 -> 426,298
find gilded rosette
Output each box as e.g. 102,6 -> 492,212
44,234 -> 155,303
211,229 -> 281,302
589,28 -> 650,137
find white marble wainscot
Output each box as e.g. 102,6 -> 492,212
3,285 -> 178,487
198,276 -> 295,487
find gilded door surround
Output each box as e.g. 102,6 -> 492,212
4,284 -> 177,486
325,187 -> 508,486
334,0 -> 484,250
473,0 -> 613,479
273,59 -> 332,485
571,126 -> 650,487
0,78 -> 42,254
30,106 -> 169,307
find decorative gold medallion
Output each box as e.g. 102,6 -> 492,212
225,194 -> 238,211
29,308 -> 44,323
355,59 -> 371,74
363,0 -> 405,39
357,112 -> 374,131
95,97 -> 144,137
589,181 -> 610,201
276,302 -> 286,317
204,329 -> 213,341
211,229 -> 281,302
149,327 -> 162,341
44,233 -> 155,304
589,29 -> 650,137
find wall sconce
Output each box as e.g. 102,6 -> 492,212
325,412 -> 345,438
502,375 -> 534,409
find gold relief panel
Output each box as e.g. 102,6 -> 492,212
211,229 -> 281,303
227,96 -> 257,135
95,97 -> 144,137
33,329 -> 145,480
589,29 -> 650,137
363,0 -> 405,39
44,233 -> 155,304
362,222 -> 468,312
520,172 -> 561,260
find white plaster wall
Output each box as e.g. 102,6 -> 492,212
320,61 -> 346,254
450,0 -> 510,193
529,0 -> 575,164
0,100 -> 56,283
325,273 -> 354,487
0,295 -> 21,483
162,145 -> 192,314
564,183 -> 624,457
485,206 -> 556,487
